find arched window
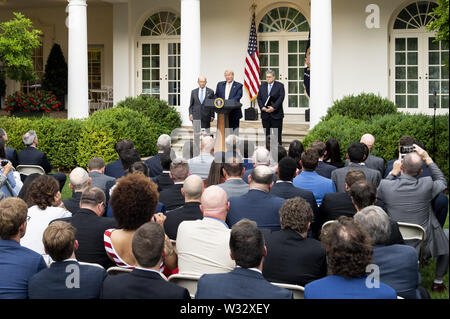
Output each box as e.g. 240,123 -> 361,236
258,7 -> 309,33
393,1 -> 437,29
140,11 -> 180,36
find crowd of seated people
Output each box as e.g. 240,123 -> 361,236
0,127 -> 448,299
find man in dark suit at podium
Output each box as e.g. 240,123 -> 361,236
215,70 -> 243,132
189,76 -> 215,136
257,70 -> 285,145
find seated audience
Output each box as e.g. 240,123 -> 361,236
305,216 -> 397,299
239,139 -> 255,171
218,157 -> 249,198
145,134 -> 172,177
242,147 -> 276,184
378,145 -> 449,292
262,198 -> 327,287
17,173 -> 40,201
104,139 -> 134,178
28,221 -> 106,299
227,165 -> 284,230
384,135 -> 448,229
87,157 -> 115,198
323,138 -> 345,168
331,142 -> 381,192
152,151 -> 174,192
0,157 -> 16,198
354,206 -> 423,299
17,130 -> 66,191
176,185 -> 235,275
0,128 -> 18,168
104,173 -> 176,271
196,219 -> 293,299
293,148 -> 336,206
358,133 -> 385,176
21,175 -> 71,264
204,160 -> 225,187
58,187 -> 116,269
63,167 -> 91,214
188,135 -> 215,179
164,175 -> 204,240
0,198 -> 47,299
288,139 -> 304,170
310,140 -> 337,179
159,158 -> 189,211
102,222 -> 190,299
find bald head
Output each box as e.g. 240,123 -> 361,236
201,136 -> 215,154
402,152 -> 423,178
200,185 -> 229,220
182,175 -> 204,201
249,165 -> 274,192
360,134 -> 375,151
69,167 -> 91,192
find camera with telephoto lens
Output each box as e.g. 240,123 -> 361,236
400,145 -> 415,158
1,160 -> 9,167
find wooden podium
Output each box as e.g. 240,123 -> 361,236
204,98 -> 242,152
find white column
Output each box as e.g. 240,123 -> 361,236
310,0 -> 333,128
180,0 -> 201,126
113,2 -> 130,105
67,0 -> 89,119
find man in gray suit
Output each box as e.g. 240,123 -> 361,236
218,158 -> 249,198
331,142 -> 381,192
360,133 -> 385,176
189,76 -> 215,148
88,157 -> 115,196
378,145 -> 448,292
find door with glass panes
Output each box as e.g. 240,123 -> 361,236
258,35 -> 310,114
137,39 -> 181,107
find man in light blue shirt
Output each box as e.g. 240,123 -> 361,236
293,148 -> 336,206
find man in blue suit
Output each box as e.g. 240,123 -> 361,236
257,70 -> 285,145
227,165 -> 284,231
215,70 -> 243,132
28,221 -> 106,299
195,219 -> 292,299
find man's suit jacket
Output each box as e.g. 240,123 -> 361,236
6,146 -> 18,168
145,152 -> 163,178
319,192 -> 405,245
331,162 -> 382,192
89,171 -> 115,196
28,260 -> 106,299
104,159 -> 125,179
218,178 -> 249,198
152,172 -> 174,192
315,160 -> 337,179
261,229 -> 327,287
364,154 -> 385,176
17,146 -> 51,173
56,208 -> 117,269
227,189 -> 285,231
373,244 -> 420,299
189,87 -> 215,121
159,183 -> 185,211
196,267 -> 292,299
377,163 -> 448,257
215,81 -> 243,123
101,269 -> 190,299
62,191 -> 83,215
164,202 -> 203,240
270,181 -> 320,237
257,81 -> 285,120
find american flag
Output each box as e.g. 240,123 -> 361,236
244,16 -> 261,101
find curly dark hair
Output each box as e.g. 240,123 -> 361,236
320,216 -> 373,279
110,173 -> 159,230
279,197 -> 313,233
26,175 -> 60,210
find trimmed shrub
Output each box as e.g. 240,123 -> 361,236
76,127 -> 117,169
324,93 -> 398,121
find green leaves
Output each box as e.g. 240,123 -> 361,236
427,0 -> 449,69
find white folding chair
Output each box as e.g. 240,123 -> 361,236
16,165 -> 45,176
270,282 -> 305,299
106,266 -> 132,276
168,274 -> 201,298
397,222 -> 426,265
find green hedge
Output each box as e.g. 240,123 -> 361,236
0,97 -> 182,170
303,113 -> 450,182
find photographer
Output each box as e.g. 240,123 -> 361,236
378,144 -> 449,292
1,141 -> 17,198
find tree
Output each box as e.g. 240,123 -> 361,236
0,12 -> 42,82
427,0 -> 449,69
41,43 -> 68,107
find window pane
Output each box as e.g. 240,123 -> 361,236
396,67 -> 406,79
429,94 -> 439,108
442,67 -> 449,79
168,69 -> 176,80
143,69 -> 150,81
151,56 -> 160,68
288,68 -> 298,80
299,41 -> 307,52
270,41 -> 279,53
429,81 -> 440,94
168,56 -> 177,67
152,81 -> 160,93
407,38 -> 418,50
395,53 -> 406,65
299,55 -> 305,66
407,52 -> 418,65
142,82 -> 150,93
429,52 -> 440,65
142,57 -> 150,68
442,52 -> 449,65
151,69 -> 159,80
407,66 -> 418,79
299,95 -> 309,108
288,82 -> 298,93
259,41 -> 268,53
142,44 -> 150,55
288,95 -> 298,108
441,95 -> 449,108
429,66 -> 440,79
407,95 -> 418,108
428,37 -> 439,50
442,80 -> 449,93
395,38 -> 406,51
395,81 -> 406,94
288,55 -> 297,67
259,55 -> 268,66
288,41 -> 297,53
151,44 -> 159,55
396,95 -> 406,108
270,55 -> 279,67
407,81 -> 418,94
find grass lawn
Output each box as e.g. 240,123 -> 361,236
59,174 -> 449,298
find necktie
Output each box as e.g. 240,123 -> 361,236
268,83 -> 272,95
225,82 -> 231,100
200,89 -> 204,104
